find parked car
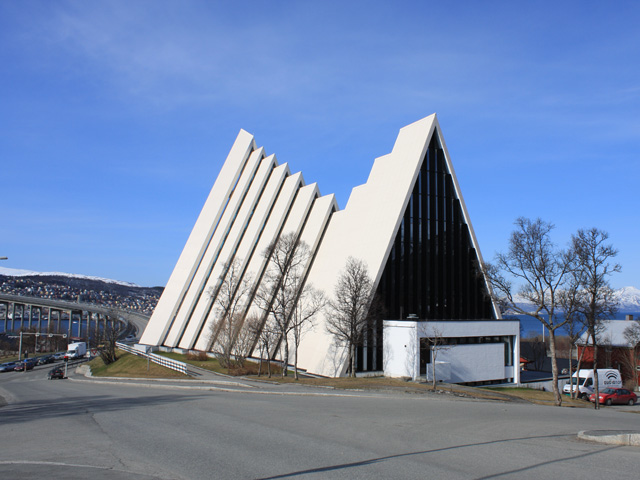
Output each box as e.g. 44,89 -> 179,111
563,369 -> 622,399
36,355 -> 54,366
0,362 -> 18,373
48,367 -> 65,380
14,359 -> 36,371
589,388 -> 637,406
51,352 -> 66,362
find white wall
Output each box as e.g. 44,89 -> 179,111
384,320 -> 520,384
438,344 -> 504,383
383,321 -> 419,378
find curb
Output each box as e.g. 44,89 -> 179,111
578,430 -> 640,446
74,364 -> 253,388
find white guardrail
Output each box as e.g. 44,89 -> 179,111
115,342 -> 190,376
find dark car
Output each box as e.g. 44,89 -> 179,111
0,362 -> 18,373
51,352 -> 66,362
48,367 -> 65,379
589,388 -> 637,406
36,355 -> 54,366
14,359 -> 36,371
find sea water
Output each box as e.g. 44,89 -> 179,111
509,312 -> 639,338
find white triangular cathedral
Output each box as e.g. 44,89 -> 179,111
141,114 -> 519,383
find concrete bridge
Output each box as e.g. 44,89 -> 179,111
0,293 -> 150,340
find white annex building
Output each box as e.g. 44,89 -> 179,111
140,114 -> 519,384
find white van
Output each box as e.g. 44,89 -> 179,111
563,369 -> 622,399
64,342 -> 87,360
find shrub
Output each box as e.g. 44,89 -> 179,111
186,351 -> 209,361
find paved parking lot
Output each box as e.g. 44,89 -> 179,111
1,366 -> 639,479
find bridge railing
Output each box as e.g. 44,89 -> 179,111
115,342 -> 190,376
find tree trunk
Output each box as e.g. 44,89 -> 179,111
573,341 -> 587,400
588,324 -> 599,409
549,330 -> 562,406
630,347 -> 639,390
568,343 -> 575,399
593,342 -> 600,410
350,343 -> 356,378
294,344 -> 299,380
432,361 -> 437,391
282,338 -> 289,377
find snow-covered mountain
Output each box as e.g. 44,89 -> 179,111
0,266 -> 139,288
614,286 -> 640,312
511,286 -> 640,314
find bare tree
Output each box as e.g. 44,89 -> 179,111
290,285 -> 325,379
17,326 -> 38,357
571,228 -> 621,409
208,259 -> 253,369
255,232 -> 313,377
622,319 -> 640,390
94,313 -> 122,365
247,314 -> 279,377
326,257 -> 374,377
424,326 -> 452,390
557,281 -> 587,398
230,314 -> 255,369
521,333 -> 547,372
483,217 -> 575,406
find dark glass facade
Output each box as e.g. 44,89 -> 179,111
357,131 -> 496,373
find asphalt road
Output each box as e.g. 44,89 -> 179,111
1,367 -> 639,480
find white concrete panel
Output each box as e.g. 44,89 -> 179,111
415,320 -> 520,338
192,182 -> 319,351
298,194 -> 338,263
213,171 -> 305,347
279,183 -> 318,242
439,344 -> 504,383
141,130 -> 255,346
226,159 -> 288,285
165,149 -> 270,349
164,147 -> 264,347
296,115 -> 438,376
179,161 -> 289,351
239,193 -> 335,359
224,164 -> 290,325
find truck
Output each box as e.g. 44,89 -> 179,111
64,342 -> 87,360
563,369 -> 622,399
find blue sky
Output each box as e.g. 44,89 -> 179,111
1,1 -> 638,288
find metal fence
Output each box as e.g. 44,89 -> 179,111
116,342 -> 190,376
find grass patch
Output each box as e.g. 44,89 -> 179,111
88,351 -> 190,379
1,354 -> 21,363
157,352 -> 285,376
484,387 -> 589,406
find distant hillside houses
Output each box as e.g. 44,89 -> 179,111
0,275 -> 162,315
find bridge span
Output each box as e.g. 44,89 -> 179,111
0,293 -> 150,340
